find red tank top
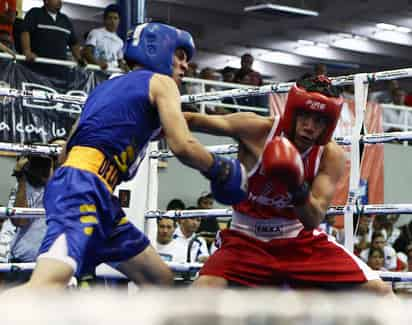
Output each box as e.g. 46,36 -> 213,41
234,116 -> 324,220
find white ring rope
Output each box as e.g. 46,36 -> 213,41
148,131 -> 412,159
0,129 -> 410,158
0,261 -> 410,283
2,66 -> 412,106
0,142 -> 62,156
2,204 -> 412,220
0,261 -> 203,276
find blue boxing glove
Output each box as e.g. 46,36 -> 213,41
202,153 -> 248,205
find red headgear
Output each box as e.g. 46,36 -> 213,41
281,81 -> 344,145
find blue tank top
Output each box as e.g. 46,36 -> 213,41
68,69 -> 161,181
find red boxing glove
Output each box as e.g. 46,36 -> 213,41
262,137 -> 304,189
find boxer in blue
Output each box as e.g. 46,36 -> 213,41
10,23 -> 247,290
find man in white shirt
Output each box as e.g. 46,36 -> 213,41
82,4 -> 128,71
174,217 -> 209,263
155,217 -> 179,262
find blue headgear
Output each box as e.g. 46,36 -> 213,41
124,23 -> 195,76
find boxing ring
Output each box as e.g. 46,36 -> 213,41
1,68 -> 412,287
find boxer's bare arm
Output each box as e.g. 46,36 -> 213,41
184,111 -> 272,141
150,74 -> 212,172
58,118 -> 79,164
294,142 -> 345,229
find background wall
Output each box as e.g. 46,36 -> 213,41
157,132 -> 236,210
384,143 -> 412,227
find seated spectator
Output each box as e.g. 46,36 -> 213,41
196,192 -> 219,237
313,63 -> 327,77
199,67 -> 230,115
181,62 -> 201,112
370,80 -> 399,104
155,217 -> 178,262
360,232 -> 397,271
382,87 -> 412,132
6,138 -> 64,269
373,214 -> 401,247
174,213 -> 209,263
393,220 -> 412,255
366,247 -> 386,271
166,198 -> 185,211
82,4 -> 128,72
394,244 -> 412,294
21,0 -> 85,79
9,152 -> 54,262
354,215 -> 372,255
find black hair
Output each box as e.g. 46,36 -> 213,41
166,198 -> 185,210
104,4 -> 120,19
371,231 -> 385,242
296,75 -> 341,98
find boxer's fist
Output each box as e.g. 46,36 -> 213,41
203,154 -> 247,205
262,137 -> 304,189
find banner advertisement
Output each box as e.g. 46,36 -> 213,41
0,59 -> 108,143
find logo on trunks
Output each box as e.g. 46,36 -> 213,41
255,223 -> 283,236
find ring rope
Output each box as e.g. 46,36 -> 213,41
148,131 -> 412,159
3,204 -> 412,220
0,129 -> 409,158
0,261 -> 410,282
2,66 -> 412,106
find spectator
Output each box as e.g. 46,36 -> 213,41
12,15 -> 22,53
174,213 -> 209,263
370,80 -> 399,104
314,63 -> 327,77
7,138 -> 64,269
393,220 -> 412,255
196,192 -> 219,237
234,54 -> 267,111
0,0 -> 16,49
373,214 -> 401,247
221,66 -> 236,84
166,198 -> 185,211
360,232 -> 397,271
394,244 -> 412,294
199,67 -> 229,114
21,0 -> 84,78
366,247 -> 386,271
155,217 -> 178,262
354,215 -> 373,255
234,53 -> 262,86
0,40 -> 14,57
181,62 -> 201,112
82,4 -> 128,72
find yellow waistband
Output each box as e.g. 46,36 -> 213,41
63,146 -> 120,193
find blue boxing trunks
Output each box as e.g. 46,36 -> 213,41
37,146 -> 150,277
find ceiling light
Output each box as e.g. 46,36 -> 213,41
376,23 -> 411,33
317,42 -> 329,48
244,3 -> 319,17
297,39 -> 315,46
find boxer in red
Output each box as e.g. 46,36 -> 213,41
185,76 -> 392,295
